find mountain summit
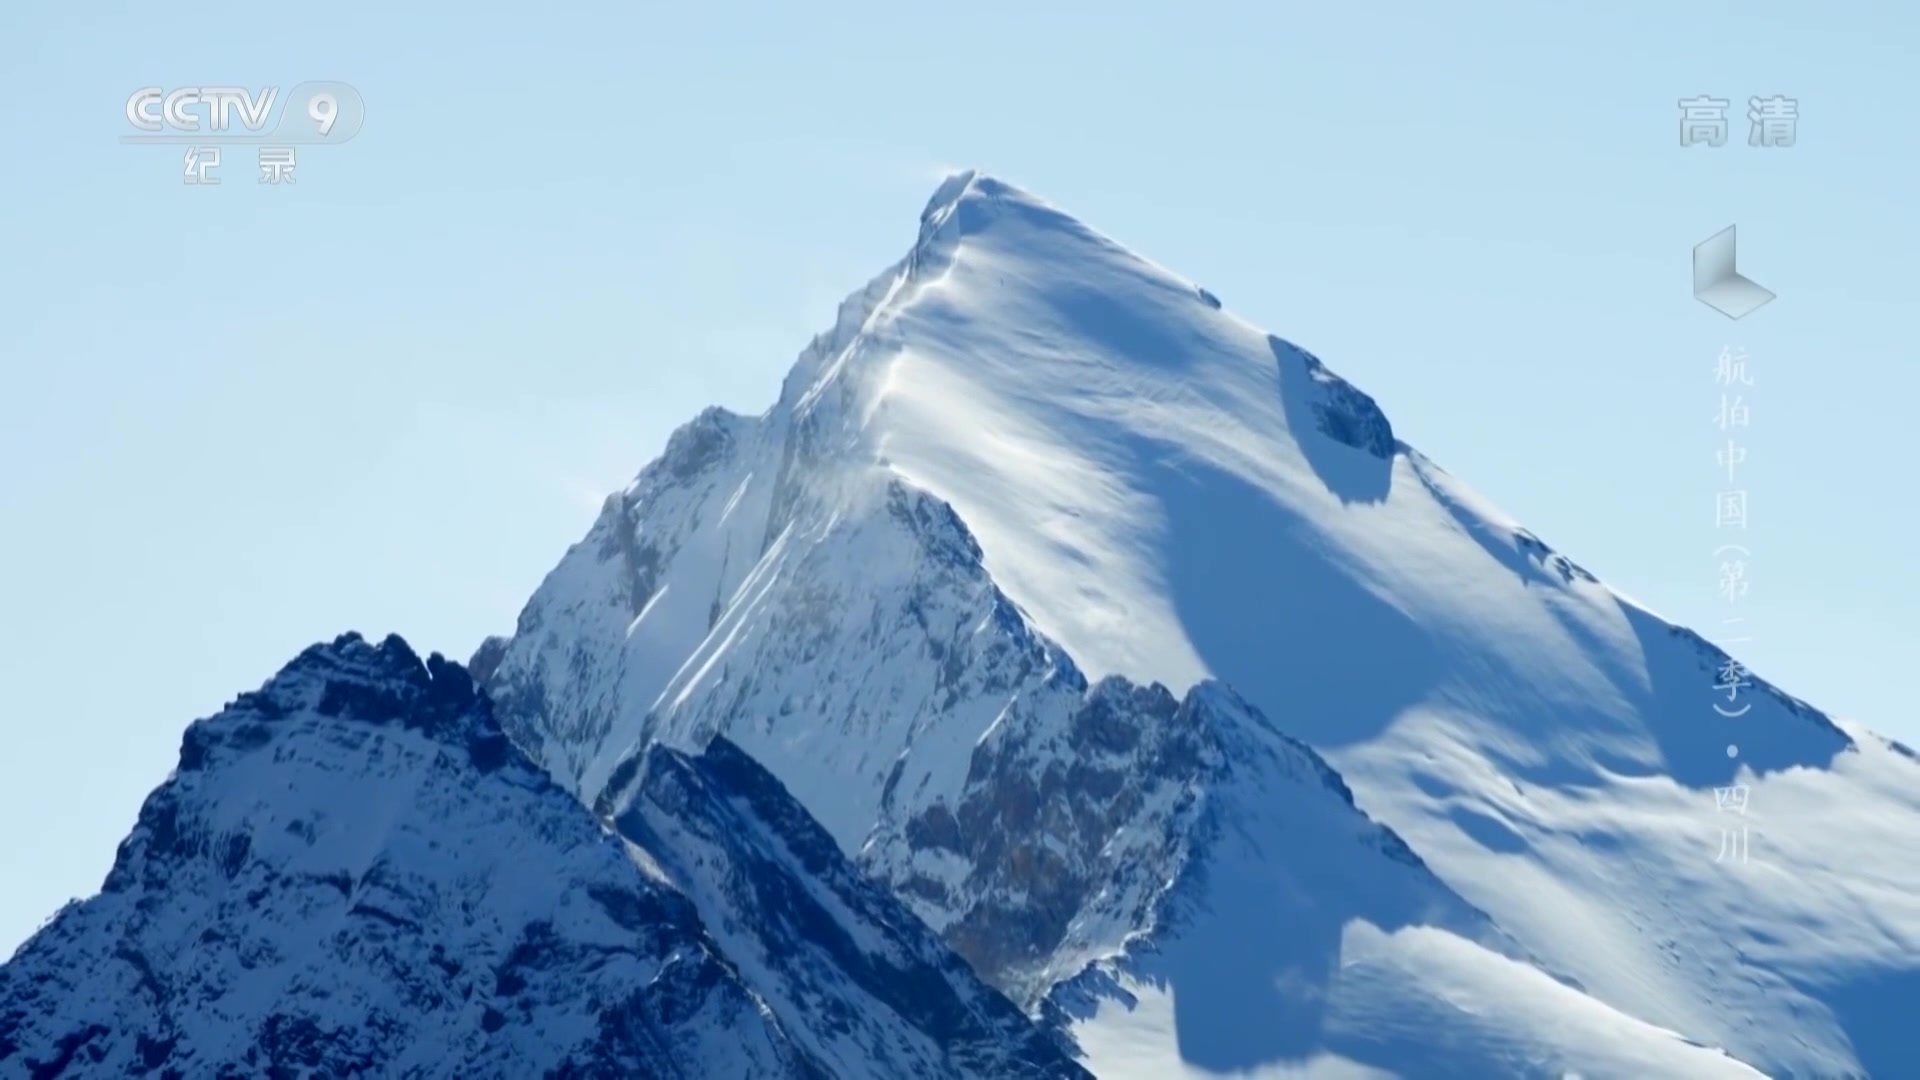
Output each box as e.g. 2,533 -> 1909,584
486,172 -> 1920,1078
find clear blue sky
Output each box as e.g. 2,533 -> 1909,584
2,2 -> 1912,954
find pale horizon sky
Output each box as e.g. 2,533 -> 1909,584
3,2 -> 1913,954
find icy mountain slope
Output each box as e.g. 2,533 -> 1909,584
1038,684 -> 1765,1080
898,673 -> 1763,1079
0,633 -> 1086,1080
487,171 -> 1920,1078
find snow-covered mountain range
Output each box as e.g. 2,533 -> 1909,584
6,170 -> 1913,1078
0,633 -> 1087,1079
485,171 -> 1919,1078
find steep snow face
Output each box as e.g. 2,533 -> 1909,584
490,171 -> 1920,1078
602,736 -> 1089,1080
1035,685 -> 1764,1080
0,634 -> 817,1079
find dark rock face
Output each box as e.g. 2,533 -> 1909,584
467,634 -> 512,685
888,677 -> 1225,1001
871,675 -> 1430,1012
1296,347 -> 1396,460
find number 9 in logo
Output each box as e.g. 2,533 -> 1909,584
308,93 -> 338,136
274,81 -> 362,143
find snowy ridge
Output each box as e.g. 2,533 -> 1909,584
486,171 -> 1920,1077
0,633 -> 1082,1079
603,736 -> 1088,1079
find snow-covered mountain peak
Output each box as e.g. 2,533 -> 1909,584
648,405 -> 755,484
781,172 -> 1850,792
906,170 -> 1067,269
3,635 -> 1090,1078
770,170 -> 1421,694
487,173 -> 1919,1077
1,635 -> 828,1077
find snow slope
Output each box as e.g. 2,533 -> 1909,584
0,633 -> 1086,1080
919,673 -> 1763,1079
488,171 -> 1920,1078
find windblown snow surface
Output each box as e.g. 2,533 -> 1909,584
489,172 -> 1918,1078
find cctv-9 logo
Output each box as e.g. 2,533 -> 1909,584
121,81 -> 365,144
